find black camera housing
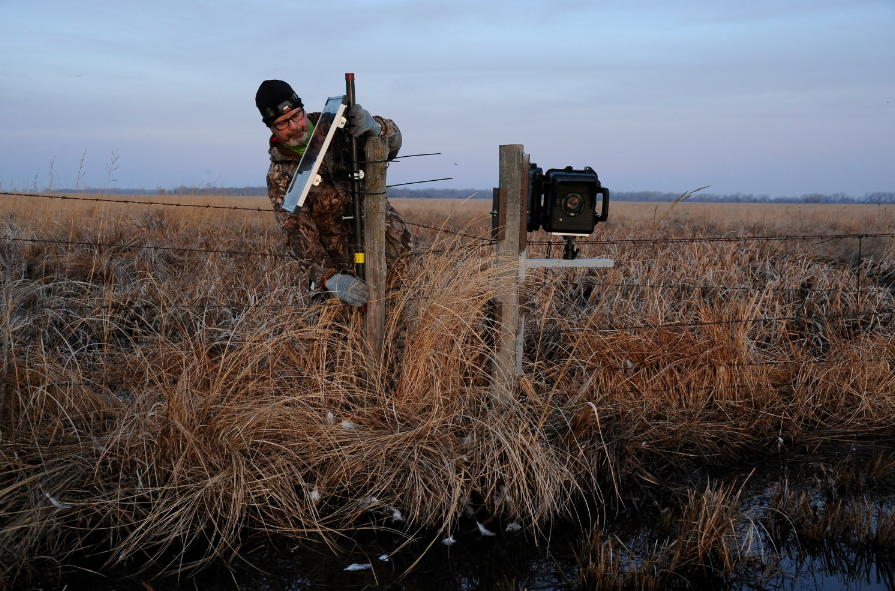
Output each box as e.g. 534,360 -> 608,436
527,165 -> 609,236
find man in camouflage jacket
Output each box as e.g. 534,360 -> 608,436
256,79 -> 414,307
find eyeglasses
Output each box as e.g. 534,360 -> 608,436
273,108 -> 306,130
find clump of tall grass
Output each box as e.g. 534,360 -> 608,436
576,481 -> 763,590
0,195 -> 894,584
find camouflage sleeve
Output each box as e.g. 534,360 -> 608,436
266,160 -> 291,223
384,202 -> 414,257
373,116 -> 402,161
282,212 -> 341,288
267,162 -> 341,288
384,201 -> 415,286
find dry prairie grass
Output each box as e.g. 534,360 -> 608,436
575,455 -> 895,589
1,194 -> 894,585
577,481 -> 758,590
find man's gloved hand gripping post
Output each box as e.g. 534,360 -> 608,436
255,79 -> 414,307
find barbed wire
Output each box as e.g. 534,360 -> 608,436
17,301 -> 307,312
410,227 -> 895,247
542,359 -> 895,397
520,277 -> 892,296
1,236 -> 287,258
598,357 -> 895,370
6,193 -> 893,400
527,232 -> 895,247
1,190 -> 273,213
0,235 -> 493,260
360,152 -> 442,163
22,359 -> 895,402
14,288 -> 892,335
403,221 -> 494,242
3,204 -> 893,332
385,177 -> 453,188
6,191 -> 895,247
558,308 -> 894,333
16,288 -> 892,313
0,188 -> 485,243
3,235 -> 890,298
38,359 -> 895,395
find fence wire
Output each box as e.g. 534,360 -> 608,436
5,190 -> 895,246
1,190 -> 272,213
559,308 -> 894,333
527,232 -> 895,246
2,193 -> 893,368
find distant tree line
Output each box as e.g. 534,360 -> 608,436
385,188 -> 895,204
65,186 -> 267,196
155,186 -> 269,196
609,191 -> 895,204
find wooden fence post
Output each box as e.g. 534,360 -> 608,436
0,251 -> 9,423
491,144 -> 525,407
363,135 -> 388,359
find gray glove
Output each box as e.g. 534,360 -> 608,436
326,273 -> 369,307
346,104 -> 381,138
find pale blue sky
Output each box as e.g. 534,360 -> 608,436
1,0 -> 893,196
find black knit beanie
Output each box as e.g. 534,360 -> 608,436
255,80 -> 303,127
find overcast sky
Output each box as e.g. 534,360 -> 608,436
1,0 -> 893,196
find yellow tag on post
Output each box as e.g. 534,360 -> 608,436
355,253 -> 365,264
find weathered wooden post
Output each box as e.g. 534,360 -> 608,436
0,250 -> 9,423
363,135 -> 388,358
489,145 -> 613,404
491,144 -> 526,406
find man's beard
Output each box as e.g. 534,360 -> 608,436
286,130 -> 308,146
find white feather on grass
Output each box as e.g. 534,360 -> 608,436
505,522 -> 521,534
493,485 -> 508,506
359,496 -> 378,509
442,536 -> 457,545
378,554 -> 389,562
45,492 -> 71,509
341,420 -> 358,430
476,521 -> 496,537
325,411 -> 334,425
386,506 -> 404,522
344,563 -> 372,571
493,483 -> 515,509
309,486 -> 321,503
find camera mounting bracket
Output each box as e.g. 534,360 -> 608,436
491,145 -> 614,397
521,255 -> 614,271
562,237 -> 579,260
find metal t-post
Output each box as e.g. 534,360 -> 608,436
346,73 -> 365,281
363,135 -> 388,358
491,144 -> 525,407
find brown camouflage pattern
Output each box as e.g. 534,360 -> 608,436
265,113 -> 414,289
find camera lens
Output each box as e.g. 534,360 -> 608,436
561,193 -> 585,216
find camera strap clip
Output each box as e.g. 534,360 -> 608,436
562,237 -> 580,260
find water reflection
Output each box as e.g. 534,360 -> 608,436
764,547 -> 894,591
53,522 -> 895,591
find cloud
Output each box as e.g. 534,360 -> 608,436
0,0 -> 892,194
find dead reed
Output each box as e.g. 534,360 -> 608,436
576,481 -> 762,590
576,453 -> 895,590
0,195 -> 894,585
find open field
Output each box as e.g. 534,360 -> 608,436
1,193 -> 895,587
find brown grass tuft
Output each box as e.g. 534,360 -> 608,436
1,195 -> 894,584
